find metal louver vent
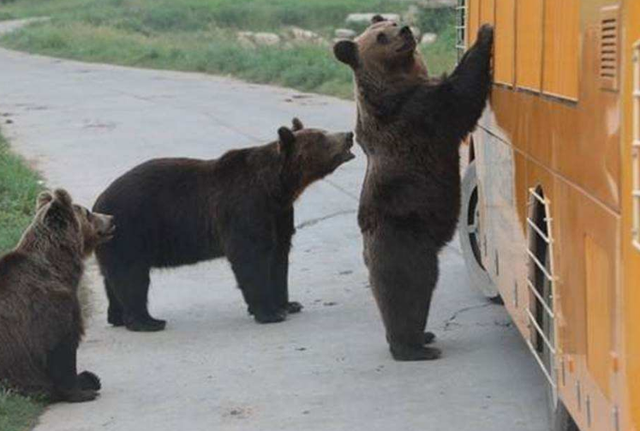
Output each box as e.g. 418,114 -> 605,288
600,5 -> 620,91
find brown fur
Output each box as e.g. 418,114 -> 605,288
0,189 -> 114,401
93,119 -> 355,331
335,21 -> 494,360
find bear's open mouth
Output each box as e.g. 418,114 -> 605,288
396,39 -> 416,53
396,31 -> 417,53
342,148 -> 356,162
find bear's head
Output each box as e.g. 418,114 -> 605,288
277,118 -> 355,199
34,189 -> 115,258
333,15 -> 427,85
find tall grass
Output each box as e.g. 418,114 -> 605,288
0,0 -> 457,98
0,387 -> 45,431
0,129 -> 45,431
0,130 -> 42,253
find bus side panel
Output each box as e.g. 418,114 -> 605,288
621,1 -> 640,429
494,0 -> 515,86
555,178 -> 619,431
474,125 -> 529,336
515,0 -> 543,91
555,17 -> 621,213
542,0 -> 580,100
479,0 -> 495,25
467,0 -> 480,45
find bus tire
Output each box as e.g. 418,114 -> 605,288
458,161 -> 499,300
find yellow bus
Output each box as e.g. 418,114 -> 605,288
456,1 -> 640,430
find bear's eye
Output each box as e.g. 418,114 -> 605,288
377,33 -> 389,45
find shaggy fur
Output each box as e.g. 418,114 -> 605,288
0,189 -> 114,401
334,21 -> 494,361
93,119 -> 355,332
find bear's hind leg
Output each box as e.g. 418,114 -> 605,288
105,277 -> 124,327
48,335 -> 99,403
365,228 -> 441,361
111,266 -> 166,332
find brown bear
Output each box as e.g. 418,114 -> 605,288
0,189 -> 115,401
93,119 -> 355,332
334,19 -> 494,361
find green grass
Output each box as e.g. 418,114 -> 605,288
0,388 -> 45,431
0,0 -> 457,98
0,130 -> 45,431
0,130 -> 42,253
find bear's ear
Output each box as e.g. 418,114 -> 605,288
36,191 -> 53,211
278,126 -> 296,158
371,14 -> 386,24
333,40 -> 359,68
53,189 -> 73,208
291,117 -> 304,131
43,189 -> 75,229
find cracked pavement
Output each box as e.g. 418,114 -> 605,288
0,19 -> 547,431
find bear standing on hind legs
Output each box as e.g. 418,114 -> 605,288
334,19 -> 494,361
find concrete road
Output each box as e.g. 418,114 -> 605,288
0,19 -> 548,431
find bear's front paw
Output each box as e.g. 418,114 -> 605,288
390,344 -> 441,361
58,388 -> 99,403
423,332 -> 436,345
124,316 -> 166,332
253,309 -> 287,324
77,371 -> 101,391
285,301 -> 303,314
477,24 -> 494,45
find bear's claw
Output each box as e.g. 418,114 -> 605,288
77,371 -> 101,391
423,332 -> 436,345
285,301 -> 303,314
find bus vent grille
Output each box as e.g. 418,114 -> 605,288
600,5 -> 620,91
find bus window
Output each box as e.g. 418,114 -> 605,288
516,0 -> 543,92
495,0 -> 515,86
543,0 -> 580,100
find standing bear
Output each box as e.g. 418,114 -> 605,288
93,119 -> 355,332
334,19 -> 494,361
0,189 -> 115,401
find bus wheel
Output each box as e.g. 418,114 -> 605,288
458,161 -> 499,300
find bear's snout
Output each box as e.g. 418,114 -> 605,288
339,132 -> 356,163
345,132 -> 355,147
96,214 -> 116,241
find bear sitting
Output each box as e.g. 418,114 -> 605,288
334,19 -> 494,361
93,119 -> 355,332
0,189 -> 115,401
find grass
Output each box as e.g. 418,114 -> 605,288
0,388 -> 45,431
0,0 -> 457,98
0,130 -> 42,253
0,129 -> 45,431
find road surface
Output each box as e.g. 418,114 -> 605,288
0,19 -> 548,431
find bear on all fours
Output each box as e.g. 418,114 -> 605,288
334,19 -> 494,361
93,119 -> 355,332
0,189 -> 115,402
